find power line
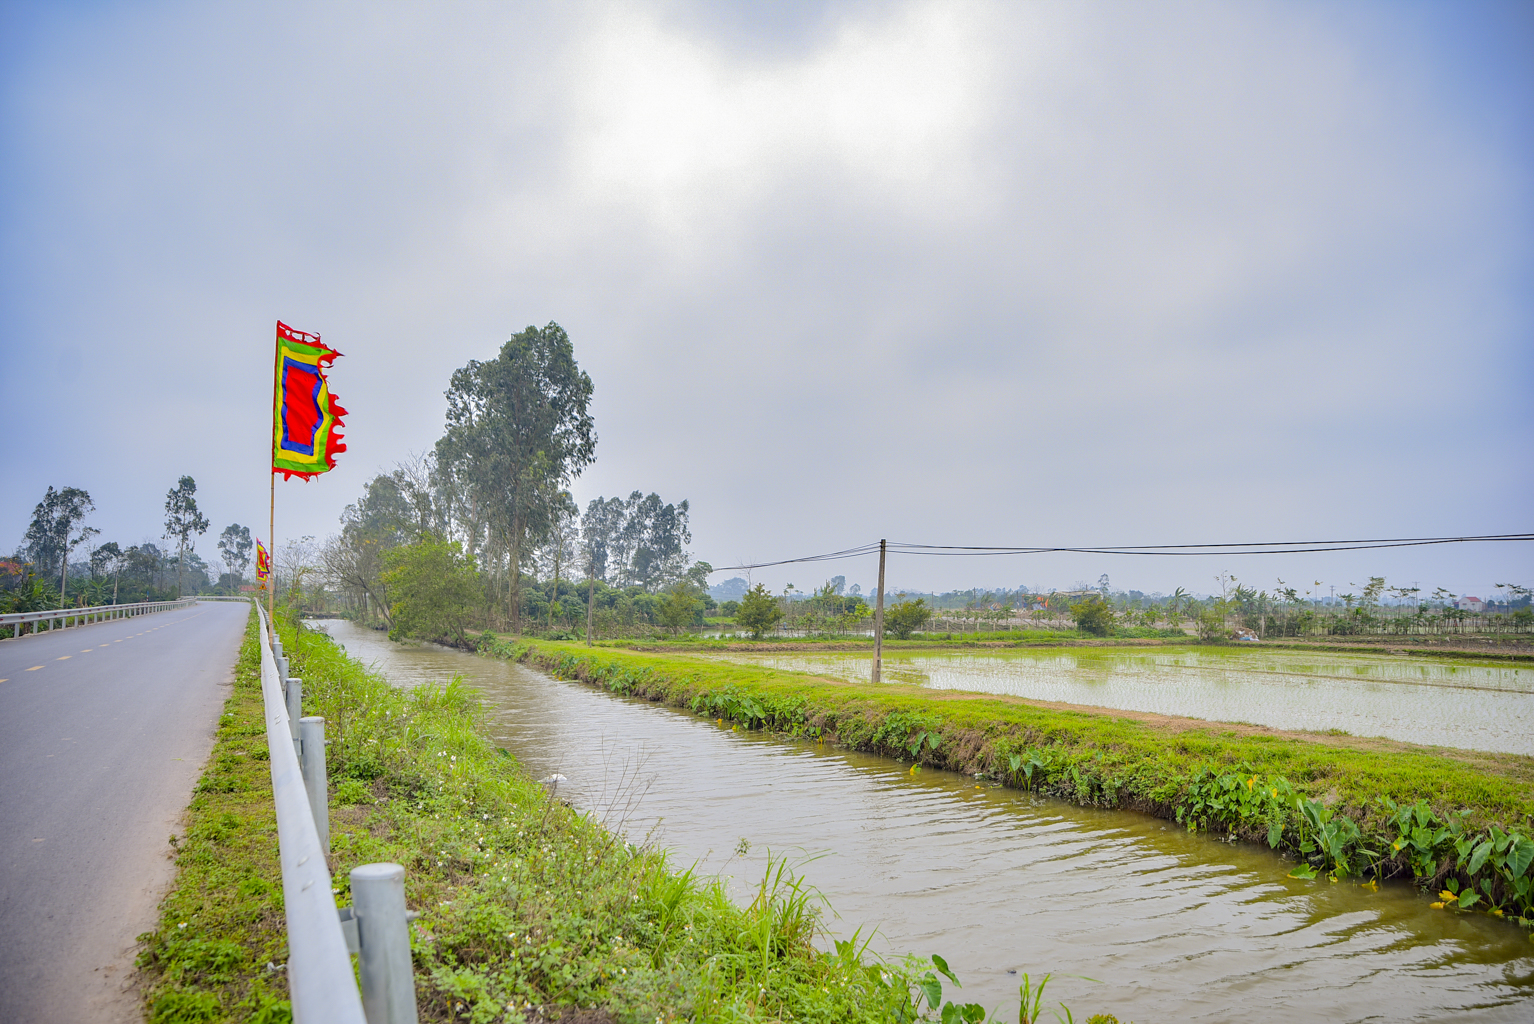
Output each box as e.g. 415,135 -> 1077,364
710,543 -> 882,573
709,532 -> 1534,573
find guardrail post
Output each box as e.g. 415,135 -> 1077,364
350,863 -> 418,1024
299,716 -> 330,850
286,678 -> 303,740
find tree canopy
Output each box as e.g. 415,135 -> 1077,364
218,524 -> 253,585
580,491 -> 693,590
884,597 -> 932,640
163,476 -> 209,599
735,583 -> 783,640
381,537 -> 481,646
435,322 -> 595,628
25,485 -> 95,592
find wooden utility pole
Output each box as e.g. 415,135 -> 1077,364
586,551 -> 596,647
872,538 -> 886,683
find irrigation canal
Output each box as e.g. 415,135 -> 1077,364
315,619 -> 1534,1023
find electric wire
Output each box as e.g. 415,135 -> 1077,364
709,533 -> 1533,573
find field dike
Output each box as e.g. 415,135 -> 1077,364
137,608 -> 1118,1024
487,636 -> 1534,935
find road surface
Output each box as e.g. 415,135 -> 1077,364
0,600 -> 248,1023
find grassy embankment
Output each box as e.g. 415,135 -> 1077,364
596,628 -> 1533,659
138,608 -> 1082,1024
606,626 -> 1185,650
487,636 -> 1534,930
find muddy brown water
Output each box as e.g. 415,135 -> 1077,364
313,620 -> 1534,1022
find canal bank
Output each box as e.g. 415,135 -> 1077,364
491,639 -> 1534,910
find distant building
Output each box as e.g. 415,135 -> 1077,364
1456,596 -> 1486,613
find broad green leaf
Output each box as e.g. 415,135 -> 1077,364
1469,839 -> 1493,875
919,973 -> 942,1009
1459,889 -> 1481,910
1508,837 -> 1534,879
1267,821 -> 1283,849
1289,863 -> 1318,880
932,953 -> 960,987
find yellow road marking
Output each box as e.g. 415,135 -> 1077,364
0,679 -> 8,683
56,656 -> 71,660
27,666 -> 43,671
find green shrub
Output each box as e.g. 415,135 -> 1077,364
334,778 -> 371,804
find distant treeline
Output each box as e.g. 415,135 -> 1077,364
4,478 -> 256,627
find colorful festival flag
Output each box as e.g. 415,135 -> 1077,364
255,540 -> 270,585
272,321 -> 347,480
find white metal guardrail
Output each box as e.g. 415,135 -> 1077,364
257,600 -> 370,1024
0,597 -> 197,636
256,601 -> 417,1024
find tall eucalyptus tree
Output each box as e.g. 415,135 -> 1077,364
164,476 -> 209,599
24,485 -> 96,601
436,322 -> 595,630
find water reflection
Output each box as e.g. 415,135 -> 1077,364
312,620 -> 1534,1022
706,647 -> 1534,755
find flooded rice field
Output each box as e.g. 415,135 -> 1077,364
702,647 -> 1534,755
313,620 -> 1534,1022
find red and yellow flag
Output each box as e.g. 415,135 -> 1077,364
272,321 -> 347,480
255,540 -> 270,585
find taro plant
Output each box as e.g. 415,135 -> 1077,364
908,730 -> 943,759
1177,764 -> 1295,850
913,955 -> 988,1023
909,957 -> 1104,1024
1378,796 -> 1457,879
1007,750 -> 1052,792
1296,798 -> 1372,879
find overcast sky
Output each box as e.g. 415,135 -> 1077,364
3,0 -> 1530,600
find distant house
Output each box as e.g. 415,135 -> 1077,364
1456,596 -> 1486,613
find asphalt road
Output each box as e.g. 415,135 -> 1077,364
0,601 -> 248,1024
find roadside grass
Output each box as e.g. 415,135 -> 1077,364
146,606 -> 1041,1023
490,637 -> 1534,927
135,607 -> 294,1023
